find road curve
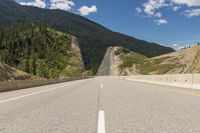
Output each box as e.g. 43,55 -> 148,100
1,77 -> 200,133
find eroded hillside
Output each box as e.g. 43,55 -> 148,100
0,62 -> 37,81
107,46 -> 200,75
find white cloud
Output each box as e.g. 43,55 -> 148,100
172,6 -> 181,11
177,44 -> 195,50
154,12 -> 162,17
136,7 -> 142,13
177,45 -> 186,50
79,5 -> 97,16
20,0 -> 46,8
156,19 -> 168,25
173,44 -> 178,47
136,0 -> 200,25
185,8 -> 200,17
171,0 -> 200,7
143,0 -> 167,16
50,0 -> 75,11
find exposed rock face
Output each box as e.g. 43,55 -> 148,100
96,47 -> 113,76
118,45 -> 200,75
97,45 -> 200,76
149,45 -> 200,74
70,36 -> 85,69
59,36 -> 86,78
97,46 -> 125,76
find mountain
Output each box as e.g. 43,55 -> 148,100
112,45 -> 200,75
0,61 -> 38,81
0,0 -> 175,74
0,24 -> 85,79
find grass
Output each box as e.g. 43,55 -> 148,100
140,63 -> 177,74
120,50 -> 180,75
120,51 -> 146,69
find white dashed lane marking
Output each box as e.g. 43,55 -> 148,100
101,84 -> 103,88
98,110 -> 106,133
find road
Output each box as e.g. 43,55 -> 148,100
1,77 -> 200,133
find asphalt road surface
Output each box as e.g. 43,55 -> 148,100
1,77 -> 200,133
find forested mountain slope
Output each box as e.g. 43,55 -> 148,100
0,24 -> 85,79
0,0 -> 174,74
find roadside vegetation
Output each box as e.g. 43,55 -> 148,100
119,49 -> 186,75
0,24 -> 84,79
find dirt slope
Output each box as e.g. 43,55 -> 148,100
0,62 -> 38,81
150,45 -> 200,74
103,46 -> 200,76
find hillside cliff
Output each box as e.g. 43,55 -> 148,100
100,46 -> 200,76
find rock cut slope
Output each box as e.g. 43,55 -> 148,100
99,46 -> 200,76
149,45 -> 200,74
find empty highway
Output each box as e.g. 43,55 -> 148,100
1,77 -> 200,133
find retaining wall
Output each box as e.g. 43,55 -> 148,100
120,74 -> 200,90
0,77 -> 88,93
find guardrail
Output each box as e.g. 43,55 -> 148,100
0,77 -> 91,93
119,74 -> 200,90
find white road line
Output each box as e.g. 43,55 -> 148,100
0,85 -> 68,104
98,110 -> 106,133
101,84 -> 103,88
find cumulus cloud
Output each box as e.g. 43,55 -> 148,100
78,5 -> 97,16
156,19 -> 168,25
173,44 -> 178,47
50,0 -> 75,11
20,0 -> 46,8
177,44 -> 195,50
171,0 -> 200,7
172,6 -> 181,11
185,8 -> 200,17
154,12 -> 162,17
143,0 -> 167,16
136,0 -> 200,25
136,7 -> 142,13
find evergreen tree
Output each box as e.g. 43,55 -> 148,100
0,23 -> 79,79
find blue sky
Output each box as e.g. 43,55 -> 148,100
16,0 -> 200,50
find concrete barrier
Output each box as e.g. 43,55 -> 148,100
170,74 -> 193,89
120,74 -> 200,90
192,74 -> 200,90
0,77 -> 90,93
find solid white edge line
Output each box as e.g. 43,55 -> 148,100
0,84 -> 68,104
98,110 -> 106,133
